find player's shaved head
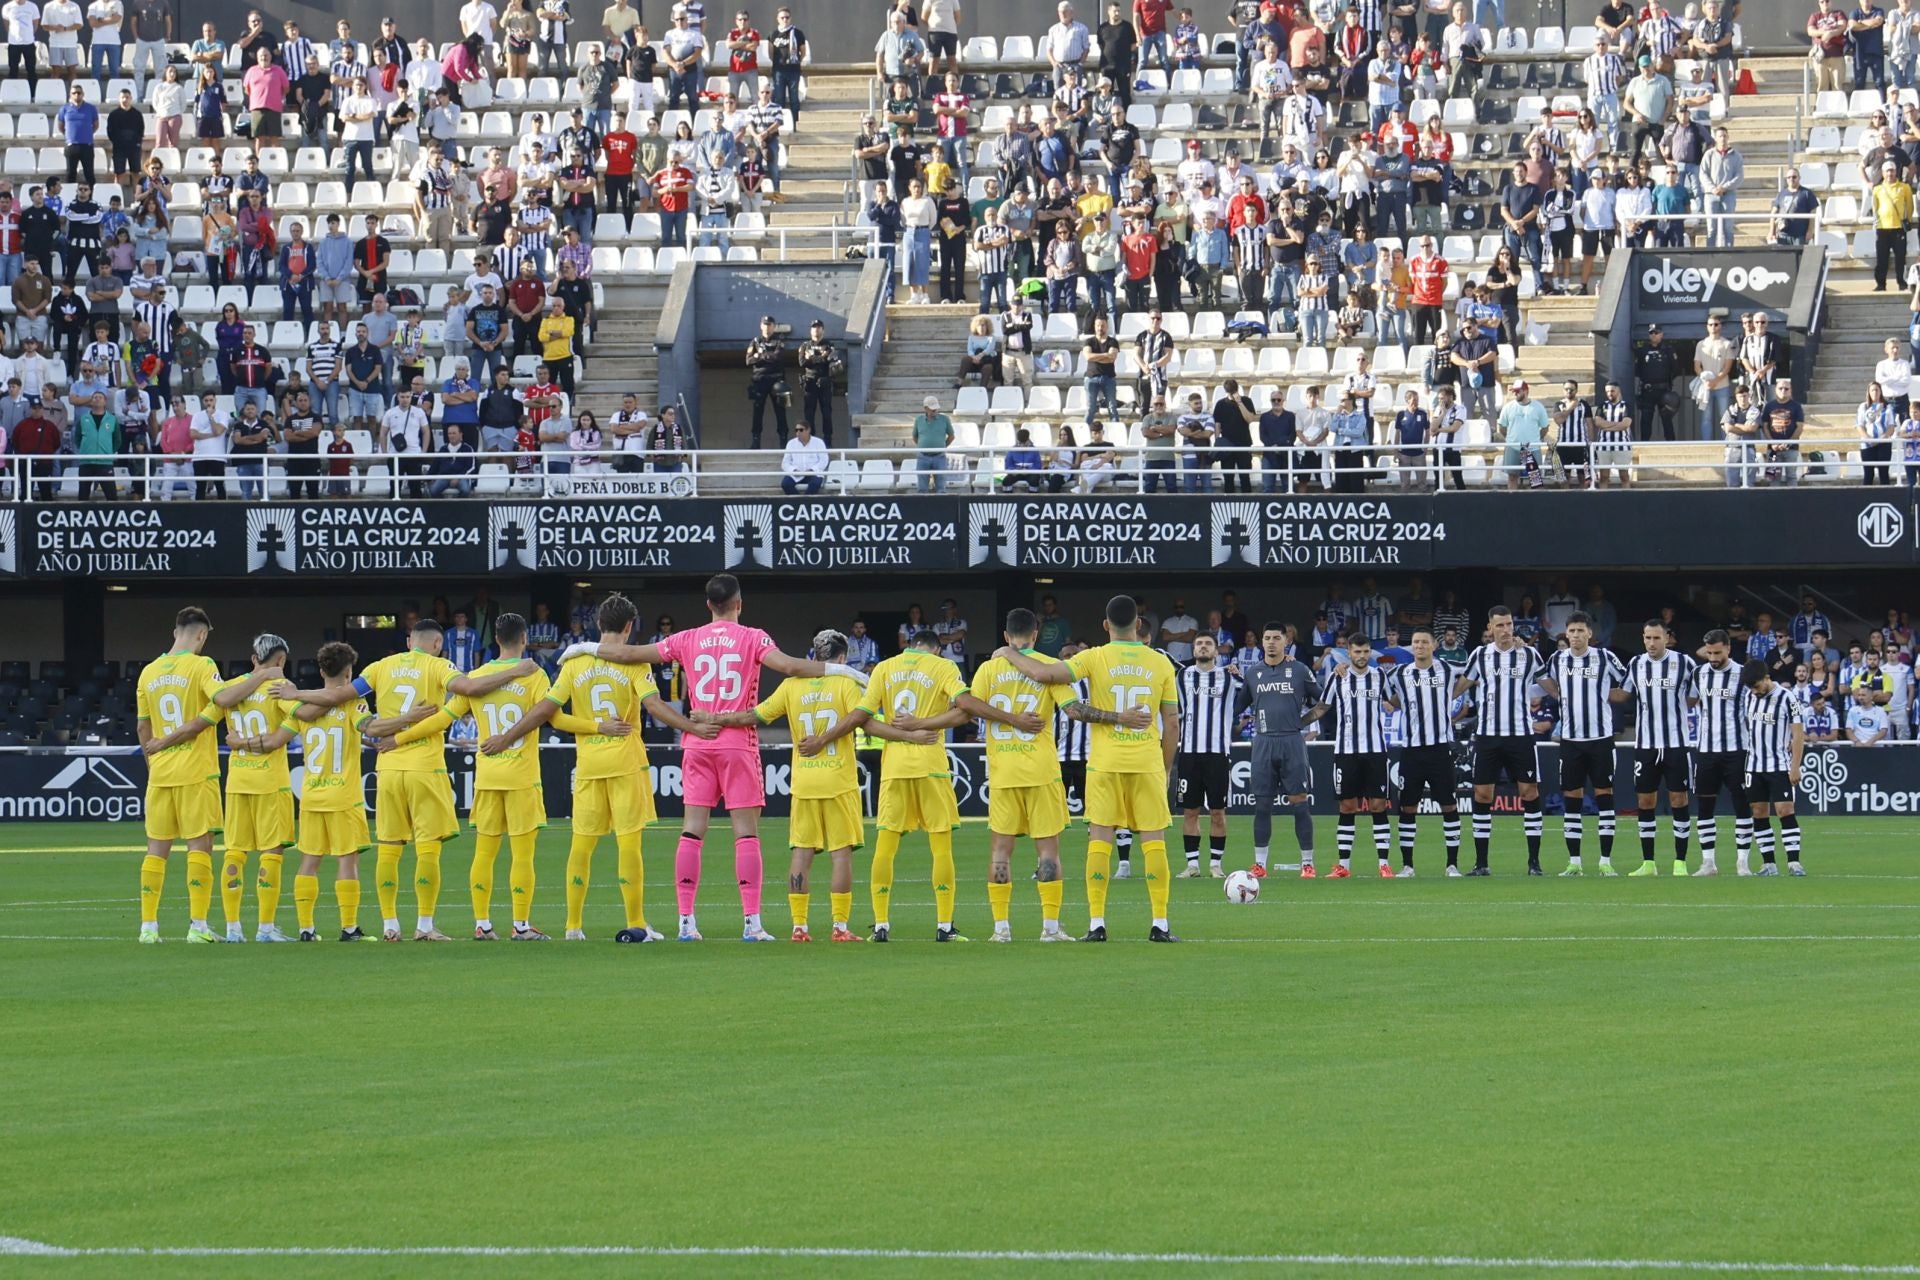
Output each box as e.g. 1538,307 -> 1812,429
1105,594 -> 1137,633
811,628 -> 848,660
252,632 -> 290,664
411,618 -> 444,638
316,641 -> 357,678
705,573 -> 742,611
1004,607 -> 1038,643
495,612 -> 527,646
911,629 -> 942,652
174,606 -> 211,633
597,592 -> 638,640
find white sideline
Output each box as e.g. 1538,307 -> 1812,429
2,1236 -> 1917,1274
2,932 -> 1918,945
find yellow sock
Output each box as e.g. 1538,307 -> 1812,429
185,850 -> 214,923
616,832 -> 645,928
930,829 -> 956,924
988,879 -> 1012,924
220,851 -> 248,929
870,829 -> 901,925
415,839 -> 443,919
471,833 -> 501,924
1038,878 -> 1064,923
375,846 -> 403,920
256,851 -> 284,927
830,890 -> 853,928
509,831 -> 537,924
565,831 -> 595,931
1142,839 -> 1170,920
294,873 -> 320,932
335,876 -> 361,931
139,854 -> 167,924
1086,839 -> 1114,920
787,892 -> 810,931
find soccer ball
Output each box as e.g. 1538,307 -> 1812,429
1224,870 -> 1261,903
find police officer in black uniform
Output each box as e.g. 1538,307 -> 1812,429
745,313 -> 789,448
796,318 -> 839,446
1633,322 -> 1679,442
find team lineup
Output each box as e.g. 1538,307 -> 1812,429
128,584 -> 1812,947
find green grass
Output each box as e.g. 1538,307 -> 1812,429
3,816 -> 1919,1279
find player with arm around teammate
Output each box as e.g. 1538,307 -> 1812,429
1545,611 -> 1631,876
1309,632 -> 1396,878
1382,627 -> 1463,876
1622,617 -> 1699,876
1690,628 -> 1754,875
1175,632 -> 1245,879
1242,622 -> 1321,878
1452,604 -> 1549,875
1741,659 -> 1808,876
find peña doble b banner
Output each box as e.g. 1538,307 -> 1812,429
0,489 -> 1912,579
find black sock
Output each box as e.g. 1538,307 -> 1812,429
1210,840 -> 1226,864
1183,832 -> 1201,863
1522,796 -> 1543,864
1471,801 -> 1491,867
1671,804 -> 1692,860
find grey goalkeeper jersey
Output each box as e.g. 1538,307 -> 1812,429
1244,658 -> 1319,738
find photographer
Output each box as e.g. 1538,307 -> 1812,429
796,318 -> 841,446
745,313 -> 789,448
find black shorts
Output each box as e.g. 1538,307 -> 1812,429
1633,745 -> 1691,795
927,30 -> 958,56
1743,768 -> 1793,804
1177,752 -> 1230,811
1549,226 -> 1575,257
1334,752 -> 1390,801
1692,750 -> 1749,806
1557,443 -> 1589,469
251,108 -> 283,138
1559,737 -> 1616,794
1060,759 -> 1087,814
1580,228 -> 1615,256
1396,744 -> 1459,808
1472,735 -> 1537,786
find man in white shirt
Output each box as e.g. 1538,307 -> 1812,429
378,386 -> 431,496
40,0 -> 80,73
458,0 -> 499,44
933,598 -> 969,665
1848,687 -> 1891,745
3,0 -> 39,84
779,419 -> 828,493
1542,579 -> 1580,638
85,0 -> 121,80
1044,0 -> 1089,75
1160,600 -> 1199,664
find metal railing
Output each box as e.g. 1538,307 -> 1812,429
2,438 -> 1895,500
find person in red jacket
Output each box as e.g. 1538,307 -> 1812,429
1408,233 -> 1449,347
11,403 -> 63,501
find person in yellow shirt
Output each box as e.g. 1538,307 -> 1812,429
216,632 -> 301,942
701,628 -> 938,943
538,299 -> 577,396
277,618 -> 538,942
133,606 -> 289,944
479,592 -> 715,942
996,594 -> 1182,942
391,613 -> 556,940
895,608 -> 1150,942
1872,160 -> 1914,291
801,629 -> 1040,943
240,641 -> 402,941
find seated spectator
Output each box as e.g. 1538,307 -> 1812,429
1046,422 -> 1080,493
646,404 -> 692,473
1000,427 -> 1045,491
1077,421 -> 1118,492
1849,686 -> 1891,745
780,419 -> 828,494
427,422 -> 478,497
956,315 -> 1003,388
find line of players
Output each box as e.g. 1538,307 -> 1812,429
1244,608 -> 1810,879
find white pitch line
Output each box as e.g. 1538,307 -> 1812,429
0,1237 -> 1916,1275
1,933 -> 1915,946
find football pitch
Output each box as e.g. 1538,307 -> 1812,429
4,816 -> 1918,1280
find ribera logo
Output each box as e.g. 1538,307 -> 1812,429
1639,258 -> 1790,302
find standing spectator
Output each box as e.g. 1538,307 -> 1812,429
1855,0 -> 1890,91
1700,127 -> 1742,249
1693,314 -> 1733,442
1634,323 -> 1679,441
871,10 -> 925,100
84,0 -> 120,80
1872,160 -> 1913,291
1449,316 -> 1496,422
1770,168 -> 1820,245
5,0 -> 39,89
911,394 -> 954,493
242,46 -> 291,157
933,598 -> 969,665
1759,376 -> 1805,486
1213,378 -> 1256,494
779,419 -> 828,494
1082,314 -> 1119,423
188,389 -> 227,498
768,8 -> 807,126
56,85 -> 98,185
1809,0 -> 1851,89
1045,2 -> 1091,79
40,0 -> 78,82
1177,389 -> 1216,492
1859,380 -> 1899,485
1496,380 -> 1549,489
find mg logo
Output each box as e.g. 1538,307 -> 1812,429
1857,501 -> 1905,549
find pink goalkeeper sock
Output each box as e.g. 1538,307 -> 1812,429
675,834 -> 702,915
735,837 -> 763,916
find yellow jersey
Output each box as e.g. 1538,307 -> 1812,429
1066,641 -> 1178,774
858,650 -> 967,780
136,651 -> 228,789
222,677 -> 300,795
545,655 -> 660,781
444,660 -> 552,791
756,674 -> 864,799
357,649 -> 458,773
969,651 -> 1075,789
288,698 -> 372,813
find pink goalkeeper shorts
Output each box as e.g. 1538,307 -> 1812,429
681,749 -> 766,811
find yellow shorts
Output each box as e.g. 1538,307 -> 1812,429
988,782 -> 1070,839
1085,768 -> 1170,834
471,787 -> 547,837
225,790 -> 295,852
299,807 -> 372,858
373,770 -> 460,845
572,772 -> 656,838
145,781 -> 222,842
876,775 -> 959,834
790,791 -> 865,852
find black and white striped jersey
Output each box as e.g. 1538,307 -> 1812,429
1055,678 -> 1090,763
1389,659 -> 1459,747
1318,665 -> 1391,755
1557,396 -> 1590,446
1548,646 -> 1628,741
1179,664 -> 1243,755
1595,397 -> 1632,443
1462,642 -> 1543,738
1626,651 -> 1698,749
1691,660 -> 1748,753
1745,685 -> 1803,773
